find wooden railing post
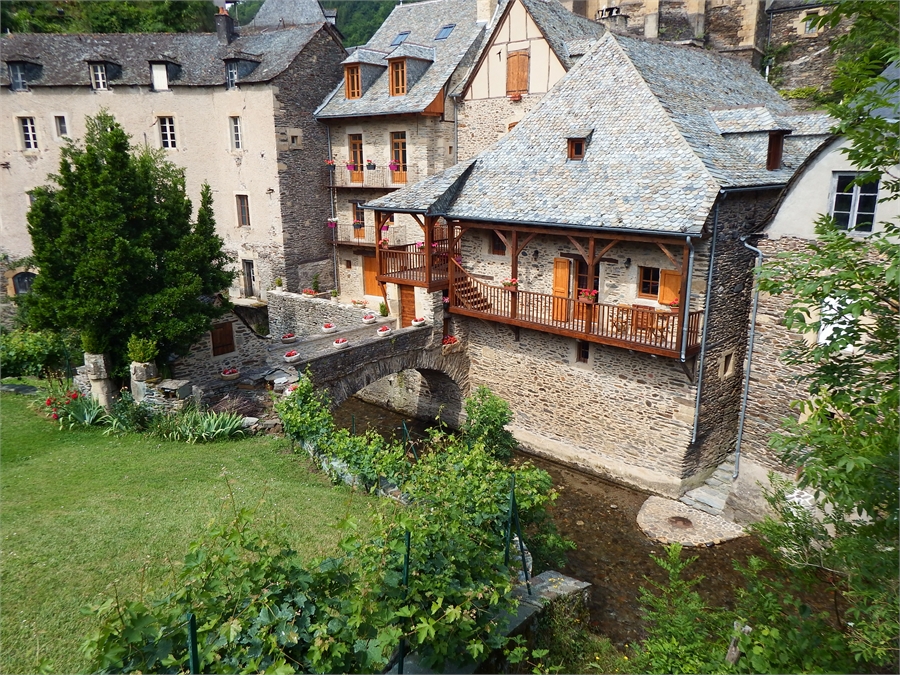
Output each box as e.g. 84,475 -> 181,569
424,216 -> 433,286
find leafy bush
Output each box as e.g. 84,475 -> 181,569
0,328 -> 78,377
104,389 -> 156,434
461,385 -> 518,461
379,301 -> 389,317
126,335 -> 158,363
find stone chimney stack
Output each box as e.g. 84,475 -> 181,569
477,0 -> 498,23
215,7 -> 235,45
596,6 -> 629,33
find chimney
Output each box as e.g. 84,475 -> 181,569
766,130 -> 790,170
596,6 -> 629,33
477,0 -> 498,23
215,7 -> 235,45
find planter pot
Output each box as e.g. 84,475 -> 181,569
220,372 -> 240,381
333,340 -> 349,350
366,164 -> 376,170
376,328 -> 392,338
281,336 -> 297,344
362,316 -> 378,324
411,319 -> 427,327
284,353 -> 303,364
346,165 -> 357,171
331,296 -> 339,304
321,325 -> 337,334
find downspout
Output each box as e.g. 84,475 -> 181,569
691,195 -> 722,445
326,126 -> 338,292
734,236 -> 764,479
679,235 -> 695,362
451,93 -> 460,166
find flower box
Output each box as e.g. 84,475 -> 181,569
346,163 -> 358,171
376,326 -> 392,337
322,323 -> 337,334
281,333 -> 297,344
366,162 -> 376,170
411,318 -> 426,327
362,314 -> 378,324
301,289 -> 316,296
220,368 -> 240,381
284,350 -> 302,364
333,338 -> 349,350
388,162 -> 400,171
351,299 -> 368,308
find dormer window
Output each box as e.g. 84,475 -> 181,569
226,61 -> 238,89
345,65 -> 361,99
151,63 -> 169,91
391,31 -> 410,46
435,24 -> 455,40
90,63 -> 108,90
568,138 -> 586,160
9,63 -> 27,91
390,59 -> 406,96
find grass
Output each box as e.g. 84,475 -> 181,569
0,386 -> 381,674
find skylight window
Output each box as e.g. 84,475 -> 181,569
391,31 -> 410,46
435,24 -> 455,40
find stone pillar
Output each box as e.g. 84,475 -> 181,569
643,0 -> 660,39
686,0 -> 705,39
130,361 -> 160,404
83,352 -> 118,410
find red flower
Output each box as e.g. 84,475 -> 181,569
70,392 -> 79,399
45,398 -> 53,406
51,413 -> 59,420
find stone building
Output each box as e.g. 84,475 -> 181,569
365,32 -> 830,496
314,0 -> 487,319
0,0 -> 345,303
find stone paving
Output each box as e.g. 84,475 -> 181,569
680,453 -> 735,516
637,496 -> 746,547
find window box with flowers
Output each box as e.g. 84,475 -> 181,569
281,333 -> 297,344
353,220 -> 365,230
324,159 -> 336,168
302,288 -> 317,297
578,288 -> 599,303
284,349 -> 302,364
220,367 -> 240,381
668,298 -> 680,313
327,218 -> 338,229
346,163 -> 358,171
366,160 -> 376,170
501,278 -> 519,289
322,322 -> 337,334
441,334 -> 462,355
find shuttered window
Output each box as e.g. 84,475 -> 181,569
552,257 -> 571,322
345,65 -> 361,99
390,60 -> 406,96
506,50 -> 529,95
659,270 -> 681,306
210,322 -> 235,356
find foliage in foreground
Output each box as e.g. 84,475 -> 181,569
0,0 -> 216,34
0,328 -> 81,378
462,384 -> 518,461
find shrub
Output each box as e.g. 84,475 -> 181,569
126,335 -> 158,364
148,404 -> 245,443
461,385 -> 518,461
104,389 -> 156,434
41,383 -> 106,429
379,301 -> 389,317
0,328 -> 78,377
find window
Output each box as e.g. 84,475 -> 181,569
158,116 -> 176,148
718,350 -> 736,379
568,138 -> 585,160
638,266 -> 660,298
19,117 -> 37,150
490,231 -> 507,256
390,60 -> 406,96
576,340 -> 590,364
236,194 -> 251,227
435,24 -> 455,40
803,13 -> 817,34
348,133 -> 363,177
230,116 -> 242,150
12,271 -> 36,295
506,50 -> 529,95
391,31 -> 410,46
226,61 -> 238,89
390,131 -> 407,183
766,131 -> 786,170
576,259 -> 601,295
345,65 -> 361,99
90,63 -> 108,90
54,115 -> 68,137
832,173 -> 878,233
210,321 -> 236,356
151,63 -> 169,91
9,63 -> 27,91
352,201 -> 366,227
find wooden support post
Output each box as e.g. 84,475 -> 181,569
424,216 -> 433,286
511,230 -> 519,319
678,242 -> 690,353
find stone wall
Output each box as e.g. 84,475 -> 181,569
456,94 -> 543,161
272,26 -> 346,293
267,289 -> 380,339
767,7 -> 849,96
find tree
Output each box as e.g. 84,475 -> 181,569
22,112 -> 236,375
0,0 -> 216,34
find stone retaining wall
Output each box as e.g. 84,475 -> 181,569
267,289 -> 379,338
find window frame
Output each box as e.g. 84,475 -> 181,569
230,116 -> 243,150
19,116 -> 37,150
568,138 -> 586,161
90,63 -> 108,90
831,172 -> 878,234
210,321 -> 236,356
158,116 -> 177,149
435,24 -> 455,40
575,340 -> 591,364
9,63 -> 27,91
389,59 -> 407,96
344,64 -> 361,99
391,31 -> 410,46
638,266 -> 661,299
225,61 -> 238,90
54,115 -> 68,138
151,63 -> 169,91
235,194 -> 251,227
12,271 -> 36,295
489,231 -> 507,256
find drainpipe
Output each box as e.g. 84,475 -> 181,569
734,236 -> 764,479
451,93 -> 460,166
679,235 -> 695,362
326,126 -> 338,292
691,195 -> 722,445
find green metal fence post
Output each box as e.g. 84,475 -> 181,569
398,530 -> 411,674
187,613 -> 200,674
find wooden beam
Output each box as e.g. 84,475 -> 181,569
657,243 -> 679,270
493,229 -> 510,250
586,238 -> 596,294
567,236 -> 589,263
594,239 -> 620,264
410,213 -> 425,229
450,220 -> 701,244
424,215 -> 433,285
677,242 -> 691,353
515,233 -> 537,257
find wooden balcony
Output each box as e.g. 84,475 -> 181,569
377,239 -> 458,292
334,223 -> 376,246
449,263 -> 702,358
328,166 -> 420,189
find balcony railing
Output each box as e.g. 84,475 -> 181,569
377,239 -> 458,288
449,262 -> 702,357
328,166 -> 420,189
334,223 -> 375,246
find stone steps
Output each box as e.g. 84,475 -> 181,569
679,454 -> 735,517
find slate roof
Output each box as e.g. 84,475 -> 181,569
367,33 -> 832,235
249,0 -> 325,28
0,24 -> 324,87
517,0 -> 605,70
767,0 -> 829,13
315,0 -> 484,118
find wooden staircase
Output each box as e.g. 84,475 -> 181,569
453,277 -> 492,312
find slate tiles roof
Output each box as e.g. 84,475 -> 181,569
315,0 -> 483,119
368,33 -> 831,235
517,0 -> 606,70
0,24 -> 324,87
249,0 -> 325,29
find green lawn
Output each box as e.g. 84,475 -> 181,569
0,388 -> 380,674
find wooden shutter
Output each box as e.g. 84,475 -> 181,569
659,270 -> 681,305
210,322 -> 235,356
552,257 -> 571,322
506,50 -> 529,95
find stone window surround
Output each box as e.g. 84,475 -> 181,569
573,339 -> 592,368
718,348 -> 736,379
18,116 -> 38,151
794,8 -> 826,37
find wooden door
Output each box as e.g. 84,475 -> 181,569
551,257 -> 571,322
349,134 -> 364,183
659,269 -> 681,306
362,255 -> 379,296
399,285 -> 416,327
391,131 -> 407,184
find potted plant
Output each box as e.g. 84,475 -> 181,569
327,218 -> 337,229
281,332 -> 297,344
352,298 -> 369,308
366,159 -> 376,170
220,367 -> 240,381
301,288 -> 316,296
669,298 -> 680,313
322,322 -> 337,334
441,334 -> 461,355
353,219 -> 365,229
284,349 -> 302,364
388,161 -> 400,171
501,277 -> 519,289
362,312 -> 378,324
411,317 -> 426,327
578,288 -> 599,302
376,325 -> 392,337
346,162 -> 358,171
324,159 -> 336,168
330,289 -> 339,303
333,337 -> 349,350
